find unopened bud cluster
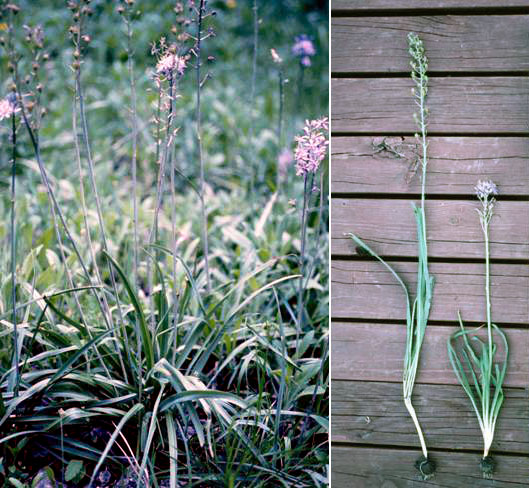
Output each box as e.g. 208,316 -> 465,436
409,33 -> 428,94
68,0 -> 93,71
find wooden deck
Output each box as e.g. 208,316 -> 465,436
330,1 -> 529,486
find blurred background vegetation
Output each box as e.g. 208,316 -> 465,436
0,0 -> 328,192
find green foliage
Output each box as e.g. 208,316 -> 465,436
0,0 -> 328,486
64,460 -> 84,484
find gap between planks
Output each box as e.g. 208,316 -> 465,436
331,0 -> 529,16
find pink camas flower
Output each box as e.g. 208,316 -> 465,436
294,117 -> 329,177
156,53 -> 187,76
0,97 -> 19,121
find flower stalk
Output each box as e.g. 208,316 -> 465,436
271,48 -> 285,190
9,96 -> 18,396
71,2 -> 131,381
292,35 -> 314,115
447,180 -> 508,478
194,0 -> 211,292
124,3 -> 139,293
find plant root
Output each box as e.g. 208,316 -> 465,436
415,455 -> 436,480
480,456 -> 495,479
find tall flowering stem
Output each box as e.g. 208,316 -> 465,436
271,48 -> 284,189
10,104 -> 17,392
5,95 -> 19,395
349,33 -> 435,478
2,4 -> 22,396
448,180 -> 508,478
123,3 -> 139,294
146,28 -> 189,360
294,118 -> 328,343
194,0 -> 211,292
292,35 -> 315,115
120,0 -> 143,403
70,1 -> 131,382
250,0 -> 258,136
404,32 -> 434,471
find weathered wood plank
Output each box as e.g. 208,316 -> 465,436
331,137 -> 529,195
331,322 -> 529,386
332,16 -> 529,73
332,445 -> 529,487
332,199 -> 529,259
331,261 -> 529,323
332,77 -> 529,134
332,0 -> 529,11
331,381 -> 529,452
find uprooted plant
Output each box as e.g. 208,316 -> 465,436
349,32 -> 435,479
447,180 -> 508,479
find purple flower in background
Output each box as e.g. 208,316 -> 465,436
292,34 -> 316,67
294,117 -> 329,177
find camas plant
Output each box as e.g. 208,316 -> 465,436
294,117 -> 328,346
447,180 -> 508,479
349,32 -> 435,478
